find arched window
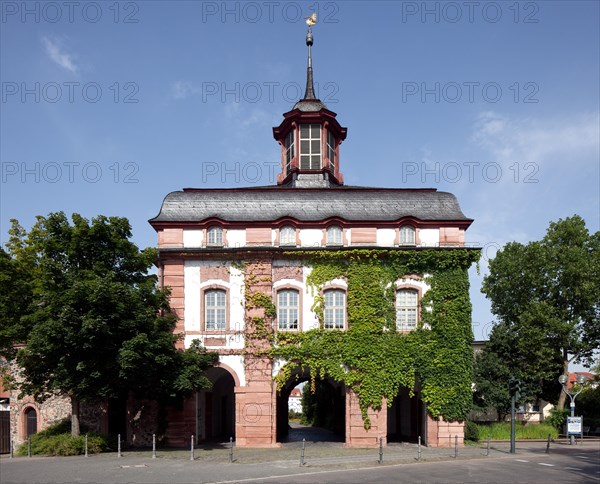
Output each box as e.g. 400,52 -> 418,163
280,226 -> 296,246
399,226 -> 416,245
205,289 -> 226,330
326,226 -> 343,246
396,289 -> 418,331
324,289 -> 345,329
277,289 -> 299,330
25,407 -> 37,437
207,226 -> 223,246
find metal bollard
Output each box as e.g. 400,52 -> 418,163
10,438 -> 13,459
417,436 -> 422,461
300,438 -> 305,466
486,433 -> 491,456
28,436 -> 31,457
546,433 -> 551,454
190,435 -> 194,461
152,433 -> 156,459
229,436 -> 234,463
85,434 -> 88,457
454,435 -> 458,458
378,436 -> 383,464
117,433 -> 121,458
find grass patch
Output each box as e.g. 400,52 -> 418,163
475,422 -> 558,441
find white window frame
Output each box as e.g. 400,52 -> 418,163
205,289 -> 226,331
396,288 -> 418,331
285,130 -> 295,174
324,289 -> 345,329
277,289 -> 299,330
326,226 -> 343,246
299,124 -> 321,170
280,226 -> 296,246
207,227 -> 223,246
399,226 -> 416,245
327,130 -> 336,172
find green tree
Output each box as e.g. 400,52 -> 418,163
3,212 -> 217,435
0,247 -> 33,359
473,346 -> 512,421
482,215 -> 600,409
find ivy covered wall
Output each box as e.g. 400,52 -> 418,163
266,249 -> 480,427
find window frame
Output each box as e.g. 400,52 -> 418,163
203,288 -> 228,331
399,225 -> 416,245
277,288 -> 300,331
207,226 -> 224,247
280,226 -> 296,246
284,129 -> 295,175
326,225 -> 343,246
323,288 -> 346,330
327,129 -> 336,172
395,287 -> 420,332
299,123 -> 322,170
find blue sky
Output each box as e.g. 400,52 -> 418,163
1,1 -> 599,366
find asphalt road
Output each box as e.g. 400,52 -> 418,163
1,443 -> 598,484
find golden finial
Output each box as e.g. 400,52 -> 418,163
305,12 -> 317,27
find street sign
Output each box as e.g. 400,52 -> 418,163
567,416 -> 583,435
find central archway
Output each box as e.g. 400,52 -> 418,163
200,367 -> 236,442
276,370 -> 345,444
387,386 -> 426,444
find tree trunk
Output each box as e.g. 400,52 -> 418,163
71,395 -> 80,437
557,353 -> 569,411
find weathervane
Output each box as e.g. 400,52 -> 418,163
305,12 -> 316,46
303,12 -> 317,99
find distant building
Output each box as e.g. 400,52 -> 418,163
288,388 -> 302,414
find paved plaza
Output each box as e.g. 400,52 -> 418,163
2,437 -> 598,484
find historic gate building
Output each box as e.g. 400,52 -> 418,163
149,25 -> 474,448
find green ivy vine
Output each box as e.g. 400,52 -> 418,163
269,249 -> 480,427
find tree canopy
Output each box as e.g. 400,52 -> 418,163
1,212 -> 217,435
480,215 -> 599,410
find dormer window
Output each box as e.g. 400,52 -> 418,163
327,130 -> 336,172
400,226 -> 416,245
207,226 -> 223,246
327,225 -> 343,246
300,124 -> 321,170
280,226 -> 296,246
284,130 -> 295,175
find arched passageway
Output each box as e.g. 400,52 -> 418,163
199,367 -> 236,442
387,386 -> 426,444
276,372 -> 345,443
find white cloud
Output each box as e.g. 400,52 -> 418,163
472,111 -> 599,167
42,36 -> 78,73
170,81 -> 198,100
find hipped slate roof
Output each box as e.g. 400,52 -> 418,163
149,186 -> 472,225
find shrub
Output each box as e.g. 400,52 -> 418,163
546,408 -> 569,430
17,433 -> 108,456
16,419 -> 109,456
464,420 -> 479,442
288,410 -> 302,420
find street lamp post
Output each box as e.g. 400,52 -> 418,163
558,373 -> 587,445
